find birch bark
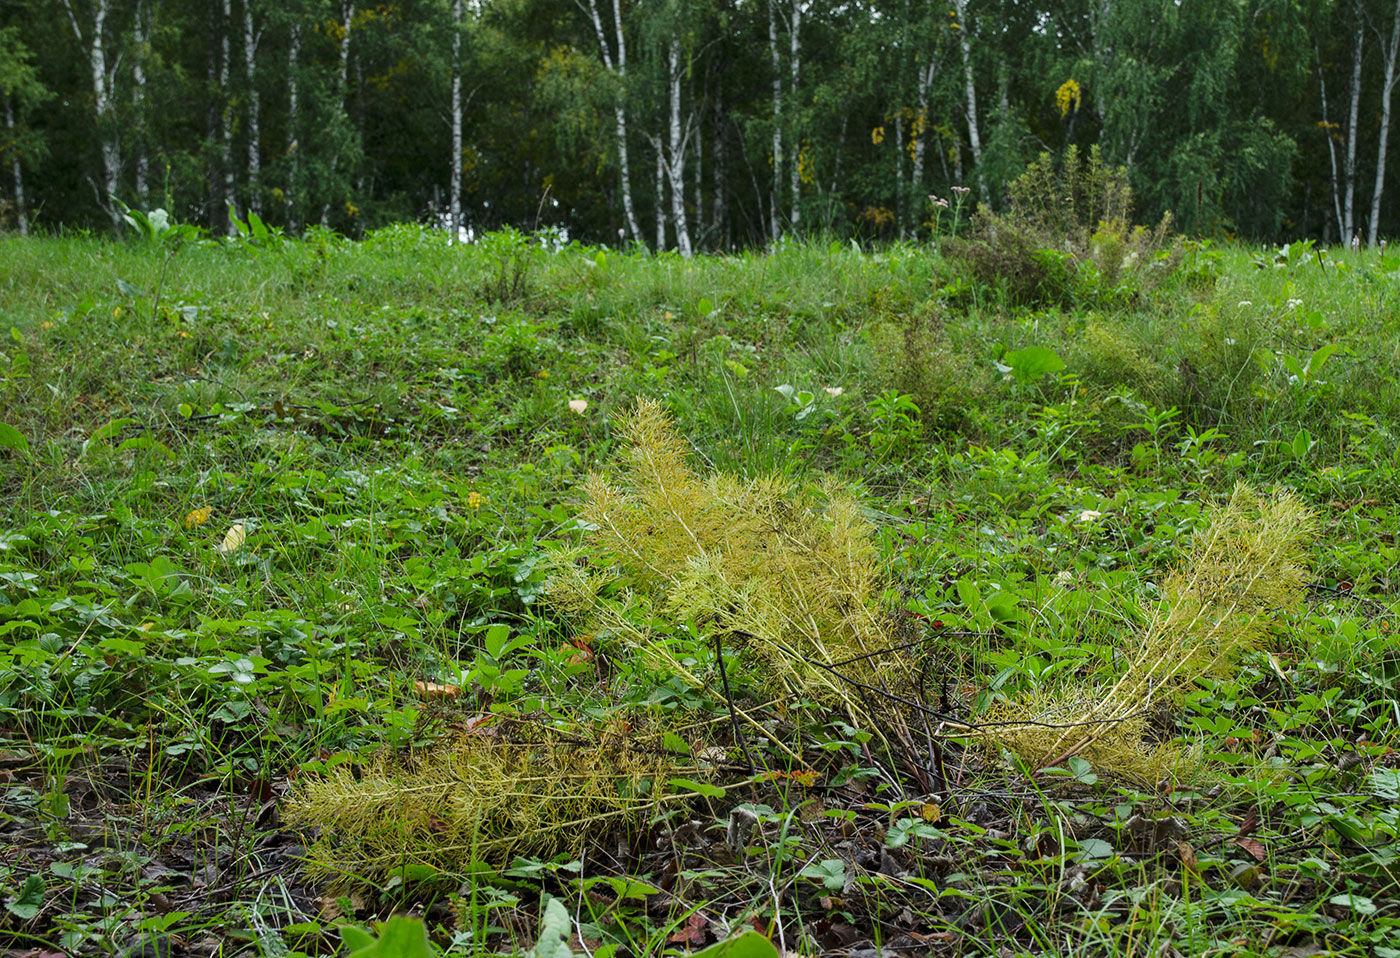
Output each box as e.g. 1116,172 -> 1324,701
220,0 -> 236,231
1345,20 -> 1362,242
788,0 -> 800,231
768,0 -> 782,242
4,98 -> 25,235
1370,0 -> 1400,246
450,0 -> 462,243
132,0 -> 149,206
59,0 -> 122,228
287,21 -> 301,231
244,0 -> 262,215
1316,42 -> 1344,240
580,0 -> 642,241
950,0 -> 986,200
666,38 -> 692,255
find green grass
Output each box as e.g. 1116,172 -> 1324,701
1,227 -> 1399,956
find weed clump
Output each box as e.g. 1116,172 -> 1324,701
865,306 -> 985,427
286,722 -> 706,884
550,398 -> 898,701
949,146 -> 1180,308
981,484 -> 1314,781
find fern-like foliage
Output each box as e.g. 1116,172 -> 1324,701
981,484 -> 1315,782
551,398 -> 895,702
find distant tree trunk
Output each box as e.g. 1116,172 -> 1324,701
133,0 -> 150,207
666,37 -> 692,257
655,140 -> 667,250
950,0 -> 986,201
911,57 -> 936,220
768,0 -> 782,242
1317,41 -> 1345,240
1371,0 -> 1400,246
287,21 -> 301,231
788,0 -> 801,232
711,79 -> 728,250
1345,20 -> 1362,242
449,0 -> 462,243
580,0 -> 642,243
59,0 -> 122,228
220,0 -> 236,232
4,97 -> 25,235
894,112 -> 905,238
322,0 -> 354,227
244,0 -> 262,216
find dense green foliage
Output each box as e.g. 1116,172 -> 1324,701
3,0 -> 1400,246
2,228 -> 1400,954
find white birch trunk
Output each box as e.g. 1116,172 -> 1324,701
666,38 -> 692,257
1346,21 -> 1362,242
1371,0 -> 1400,246
788,0 -> 800,231
450,0 -> 462,243
768,0 -> 782,242
4,98 -> 25,236
655,140 -> 667,250
911,58 -> 935,206
950,0 -> 986,201
287,21 -> 300,231
60,0 -> 122,228
220,0 -> 236,231
133,0 -> 149,206
244,0 -> 262,215
894,113 -> 905,238
580,0 -> 642,242
1317,42 -> 1344,240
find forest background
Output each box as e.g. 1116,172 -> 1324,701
6,0 -> 1400,249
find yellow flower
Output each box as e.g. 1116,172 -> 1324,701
1056,79 -> 1082,119
185,506 -> 213,528
467,491 -> 485,510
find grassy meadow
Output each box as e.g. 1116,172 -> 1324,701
1,223 -> 1400,957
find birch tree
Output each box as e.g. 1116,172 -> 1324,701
949,0 -> 985,199
449,0 -> 462,242
579,0 -> 643,242
1,27 -> 47,235
1345,15 -> 1363,241
57,0 -> 123,227
131,0 -> 149,206
1371,0 -> 1400,245
244,0 -> 263,216
768,0 -> 783,241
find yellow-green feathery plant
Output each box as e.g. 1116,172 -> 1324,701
980,484 -> 1314,782
286,721 -> 722,886
549,398 -> 898,707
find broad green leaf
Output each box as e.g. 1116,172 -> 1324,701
0,422 -> 28,453
344,915 -> 435,957
955,578 -> 983,618
1290,428 -> 1313,460
1002,346 -> 1065,384
687,932 -> 781,958
1328,893 -> 1377,915
1073,837 -> 1115,861
1067,756 -> 1098,785
668,777 -> 726,798
531,895 -> 573,958
5,873 -> 44,920
798,858 -> 847,891
1305,343 -> 1339,379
